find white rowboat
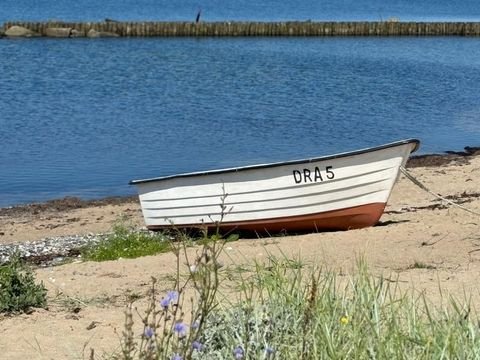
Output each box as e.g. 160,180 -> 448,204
130,139 -> 420,233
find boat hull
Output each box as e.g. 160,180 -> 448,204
146,202 -> 386,233
131,139 -> 419,233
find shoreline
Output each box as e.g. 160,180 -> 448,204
0,147 -> 479,249
1,146 -> 479,214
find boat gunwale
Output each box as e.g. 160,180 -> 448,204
129,138 -> 420,185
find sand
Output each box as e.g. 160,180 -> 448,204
0,154 -> 479,359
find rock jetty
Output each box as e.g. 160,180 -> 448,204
3,21 -> 480,38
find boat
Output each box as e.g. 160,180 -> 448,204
130,139 -> 420,233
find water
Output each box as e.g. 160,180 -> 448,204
1,2 -> 480,207
2,0 -> 480,22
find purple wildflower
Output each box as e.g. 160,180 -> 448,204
233,346 -> 244,359
173,322 -> 188,337
160,290 -> 179,309
144,326 -> 154,338
160,297 -> 170,308
192,340 -> 204,351
171,354 -> 183,360
167,290 -> 179,302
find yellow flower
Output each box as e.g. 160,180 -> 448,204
340,315 -> 349,325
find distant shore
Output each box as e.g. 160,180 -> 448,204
4,20 -> 480,38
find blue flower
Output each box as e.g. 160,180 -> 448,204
160,297 -> 170,308
171,354 -> 183,360
266,346 -> 275,356
167,290 -> 178,302
173,322 -> 188,337
144,326 -> 154,338
233,346 -> 244,359
160,290 -> 179,309
192,340 -> 204,351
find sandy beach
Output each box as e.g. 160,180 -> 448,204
0,151 -> 479,359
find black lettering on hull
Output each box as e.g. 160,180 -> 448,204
293,170 -> 302,183
292,165 -> 335,184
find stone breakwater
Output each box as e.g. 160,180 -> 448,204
0,234 -> 104,266
3,21 -> 480,38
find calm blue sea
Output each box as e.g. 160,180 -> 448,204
2,0 -> 480,23
1,1 -> 480,207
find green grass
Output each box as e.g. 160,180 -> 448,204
198,258 -> 480,359
81,223 -> 171,261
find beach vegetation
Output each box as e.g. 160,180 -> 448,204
0,253 -> 47,313
81,222 -> 171,261
107,233 -> 480,360
81,219 -> 240,262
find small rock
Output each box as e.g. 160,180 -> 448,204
0,232 -> 105,265
86,321 -> 99,330
5,25 -> 40,37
